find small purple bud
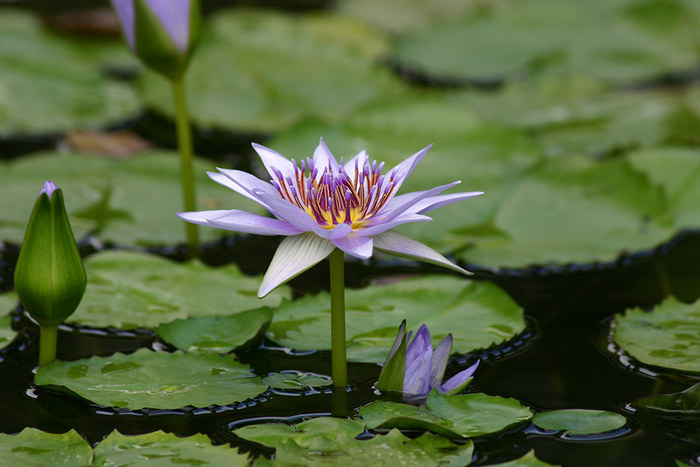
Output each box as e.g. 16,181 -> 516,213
40,180 -> 58,199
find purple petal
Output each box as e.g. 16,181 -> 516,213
312,138 -> 339,173
252,143 -> 296,181
395,191 -> 484,216
379,145 -> 431,207
371,181 -> 461,227
177,209 -> 300,236
210,170 -> 276,211
39,180 -> 58,198
373,231 -> 471,275
430,334 -> 452,388
356,213 -> 431,237
404,329 -> 432,397
343,150 -> 369,175
406,324 -> 431,365
258,233 -> 335,297
110,0 -> 135,50
144,0 -> 191,54
331,234 -> 373,259
440,360 -> 480,394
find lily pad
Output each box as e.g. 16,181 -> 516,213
93,430 -> 250,467
0,292 -> 18,348
235,417 -> 365,448
360,390 -> 532,438
0,428 -> 92,466
532,409 -> 627,435
631,382 -> 700,444
456,156 -> 674,269
35,349 -> 266,409
261,371 -> 332,390
490,450 -> 560,467
156,308 -> 273,353
266,276 -> 525,363
0,150 -> 264,246
253,428 -> 473,467
0,10 -> 139,136
140,10 -> 403,134
71,250 -> 288,330
613,297 -> 700,374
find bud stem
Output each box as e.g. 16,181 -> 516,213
172,78 -> 199,258
39,325 -> 58,367
329,248 -> 347,388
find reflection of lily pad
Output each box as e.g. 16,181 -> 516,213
490,450 -> 559,467
94,430 -> 250,467
532,409 -> 627,435
359,390 -> 532,438
140,10 -> 402,134
72,250 -> 288,329
267,276 -> 524,363
631,382 -> 700,444
0,293 -> 18,348
261,371 -> 332,390
156,308 -> 273,353
35,349 -> 266,409
0,150 -> 264,246
456,156 -> 674,269
0,428 -> 92,466
0,10 -> 139,136
613,297 -> 700,374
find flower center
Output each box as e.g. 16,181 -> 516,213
270,157 -> 398,229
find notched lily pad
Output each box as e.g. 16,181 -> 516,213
35,349 -> 267,409
532,409 -> 627,435
266,276 -> 525,363
613,296 -> 700,374
93,430 -> 250,466
261,371 -> 333,390
0,428 -> 92,466
234,417 -> 365,448
156,307 -> 273,353
71,250 -> 288,330
359,390 -> 533,438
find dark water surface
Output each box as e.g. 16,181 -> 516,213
0,231 -> 699,466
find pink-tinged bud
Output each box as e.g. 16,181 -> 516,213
39,180 -> 58,198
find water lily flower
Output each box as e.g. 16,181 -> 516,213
377,320 -> 480,399
178,140 -> 483,297
14,181 -> 87,366
111,0 -> 201,79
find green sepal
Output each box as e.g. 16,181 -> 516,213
133,0 -> 200,80
443,377 -> 474,396
376,321 -> 407,393
14,188 -> 86,326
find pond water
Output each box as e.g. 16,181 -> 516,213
0,231 -> 698,465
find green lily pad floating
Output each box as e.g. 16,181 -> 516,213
0,428 -> 92,466
392,0 -> 699,84
613,296 -> 700,374
140,9 -> 403,134
35,348 -> 267,409
156,307 -> 273,353
246,425 -> 474,467
70,250 -> 288,330
0,10 -> 139,136
267,276 -> 525,363
532,409 -> 627,435
455,155 -> 674,269
359,390 -> 532,438
93,430 -> 250,467
631,382 -> 700,444
0,150 -> 264,246
261,371 -> 332,390
628,146 -> 700,229
235,417 -> 365,448
490,450 -> 559,467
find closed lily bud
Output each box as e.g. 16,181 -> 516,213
377,320 -> 479,400
111,0 -> 201,79
14,181 -> 87,327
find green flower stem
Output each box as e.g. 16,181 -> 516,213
171,78 -> 199,258
329,248 -> 347,388
39,324 -> 58,366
